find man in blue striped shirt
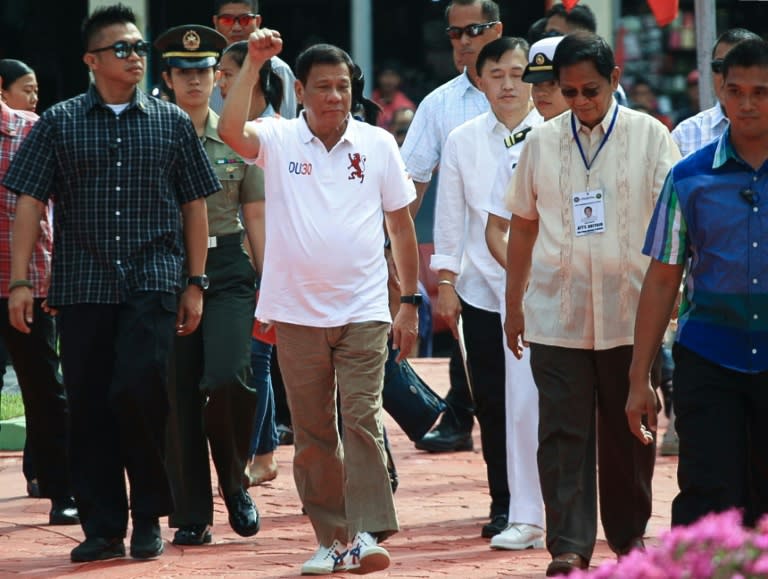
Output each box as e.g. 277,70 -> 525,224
627,38 -> 768,528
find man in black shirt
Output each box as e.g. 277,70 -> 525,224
4,3 -> 218,563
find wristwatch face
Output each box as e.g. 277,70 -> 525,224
188,275 -> 210,290
400,293 -> 423,305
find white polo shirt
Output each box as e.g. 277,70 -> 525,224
251,113 -> 416,327
431,109 -> 542,312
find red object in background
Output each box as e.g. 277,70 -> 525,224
562,0 -> 579,10
647,0 -> 680,27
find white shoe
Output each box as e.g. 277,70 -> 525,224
346,531 -> 390,574
490,523 -> 545,550
301,540 -> 349,575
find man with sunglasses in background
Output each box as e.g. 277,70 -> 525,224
672,28 -> 761,158
210,0 -> 296,118
503,33 -> 679,576
399,0 -> 509,539
4,3 -> 218,563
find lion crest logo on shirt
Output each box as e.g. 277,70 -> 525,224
347,152 -> 366,184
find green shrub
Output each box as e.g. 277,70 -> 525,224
0,392 -> 25,420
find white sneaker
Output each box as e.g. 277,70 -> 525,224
346,531 -> 390,574
490,523 -> 545,550
301,540 -> 349,575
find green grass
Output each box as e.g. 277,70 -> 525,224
0,392 -> 25,420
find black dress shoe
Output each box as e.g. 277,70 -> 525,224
173,524 -> 213,546
130,517 -> 164,559
481,514 -> 508,538
414,425 -> 473,453
49,497 -> 80,525
612,537 -> 645,558
546,552 -> 589,576
224,488 -> 260,537
71,537 -> 126,562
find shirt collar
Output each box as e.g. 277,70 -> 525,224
203,109 -> 223,143
713,126 -> 752,170
297,111 -> 356,146
486,105 -> 540,134
0,101 -> 32,137
84,83 -> 149,115
572,97 -> 618,136
711,102 -> 727,127
458,68 -> 481,97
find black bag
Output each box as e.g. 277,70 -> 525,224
382,347 -> 447,442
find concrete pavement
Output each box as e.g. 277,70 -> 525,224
0,358 -> 678,578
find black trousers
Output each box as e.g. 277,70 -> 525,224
530,344 -> 656,561
672,344 -> 768,527
0,298 -> 71,499
459,299 -> 509,516
58,291 -> 177,539
166,241 -> 258,527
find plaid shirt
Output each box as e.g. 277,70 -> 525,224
2,85 -> 220,306
0,103 -> 51,298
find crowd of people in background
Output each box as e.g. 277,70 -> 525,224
0,0 -> 766,577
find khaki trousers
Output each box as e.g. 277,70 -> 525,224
275,321 -> 399,546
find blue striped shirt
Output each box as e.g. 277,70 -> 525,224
643,128 -> 768,373
2,85 -> 221,306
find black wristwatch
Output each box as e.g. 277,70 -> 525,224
400,293 -> 423,306
187,275 -> 210,291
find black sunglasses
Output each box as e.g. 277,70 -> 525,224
216,13 -> 257,27
89,40 -> 150,59
711,59 -> 724,74
560,85 -> 602,99
445,21 -> 499,40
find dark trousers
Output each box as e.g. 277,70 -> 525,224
166,241 -> 258,527
442,345 -> 475,430
530,344 -> 655,561
0,298 -> 70,499
672,344 -> 768,527
58,291 -> 176,538
460,299 -> 509,516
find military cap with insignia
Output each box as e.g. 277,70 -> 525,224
154,25 -> 227,69
522,35 -> 564,84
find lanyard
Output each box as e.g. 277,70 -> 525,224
571,104 -> 619,174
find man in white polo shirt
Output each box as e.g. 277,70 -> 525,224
219,29 -> 419,576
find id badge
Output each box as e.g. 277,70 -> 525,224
572,189 -> 605,236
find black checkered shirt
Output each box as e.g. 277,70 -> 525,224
3,85 -> 221,306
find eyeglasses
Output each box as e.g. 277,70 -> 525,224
445,21 -> 500,40
89,40 -> 150,59
560,85 -> 602,99
216,13 -> 257,27
711,59 -> 724,74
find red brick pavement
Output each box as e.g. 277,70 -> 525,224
0,358 -> 678,578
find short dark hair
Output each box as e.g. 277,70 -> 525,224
295,43 -> 353,85
546,3 -> 597,33
722,38 -> 768,78
553,32 -> 615,82
82,3 -> 137,51
213,0 -> 258,13
222,41 -> 284,113
476,37 -> 529,77
445,0 -> 500,24
712,28 -> 762,58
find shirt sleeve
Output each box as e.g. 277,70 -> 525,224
174,115 -> 222,205
399,93 -> 441,183
506,136 -> 538,220
430,133 -> 464,274
1,114 -> 56,202
380,132 -> 416,212
254,117 -> 278,169
240,164 -> 265,204
642,169 -> 687,265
